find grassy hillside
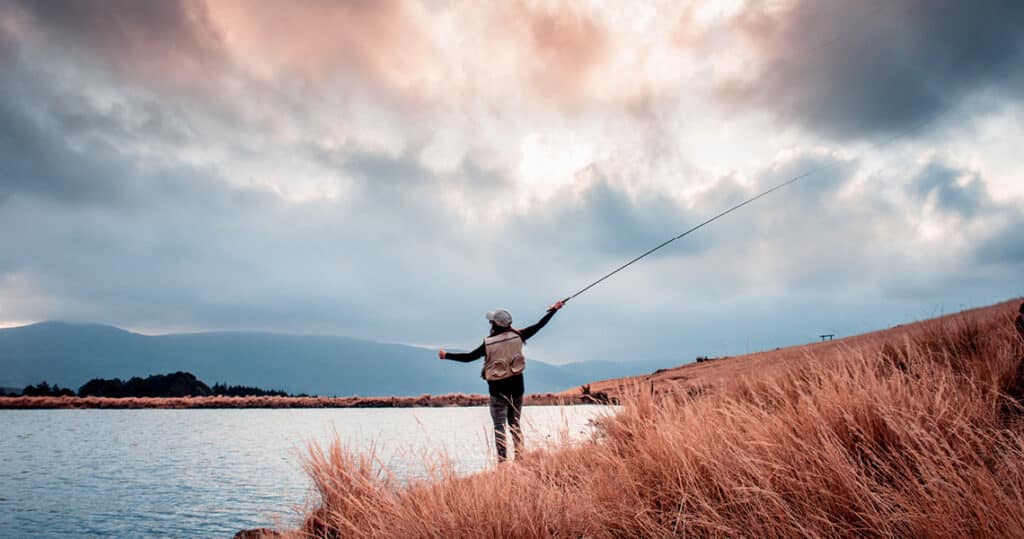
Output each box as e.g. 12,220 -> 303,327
565,299 -> 1023,401
266,298 -> 1024,538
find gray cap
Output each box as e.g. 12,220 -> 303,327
485,309 -> 513,328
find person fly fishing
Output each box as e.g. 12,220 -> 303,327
428,110 -> 948,462
438,299 -> 566,462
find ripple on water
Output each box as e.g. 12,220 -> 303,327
0,406 -> 612,538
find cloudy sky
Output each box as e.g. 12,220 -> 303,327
1,0 -> 1021,364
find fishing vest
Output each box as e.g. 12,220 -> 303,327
482,332 -> 526,381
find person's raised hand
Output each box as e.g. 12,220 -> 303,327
438,349 -> 447,360
548,298 -> 567,312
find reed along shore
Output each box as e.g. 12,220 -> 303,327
0,392 -> 597,409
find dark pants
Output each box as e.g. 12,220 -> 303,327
489,393 -> 523,461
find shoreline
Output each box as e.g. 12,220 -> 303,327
0,392 -> 603,409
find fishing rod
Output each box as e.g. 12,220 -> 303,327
550,0 -> 995,309
563,169 -> 824,302
559,112 -> 946,306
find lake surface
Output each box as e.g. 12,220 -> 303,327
0,406 -> 611,538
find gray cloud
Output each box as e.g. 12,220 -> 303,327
0,10 -> 276,210
719,0 -> 1024,140
8,0 -> 225,88
910,160 -> 990,217
975,213 -> 1024,267
0,70 -> 246,209
518,172 -> 704,263
0,86 -> 128,205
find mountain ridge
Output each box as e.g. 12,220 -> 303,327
0,321 -> 677,396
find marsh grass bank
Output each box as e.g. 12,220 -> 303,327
0,392 -> 592,409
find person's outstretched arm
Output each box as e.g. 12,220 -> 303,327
439,342 -> 485,362
518,299 -> 566,342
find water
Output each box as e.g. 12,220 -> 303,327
0,406 -> 610,538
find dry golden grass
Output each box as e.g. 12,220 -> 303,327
570,299 -> 1023,403
274,298 -> 1024,538
0,392 -> 586,409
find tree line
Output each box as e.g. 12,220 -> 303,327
8,372 -> 297,398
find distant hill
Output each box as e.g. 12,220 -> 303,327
0,322 -> 676,397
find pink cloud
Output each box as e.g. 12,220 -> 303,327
207,0 -> 440,94
496,0 -> 610,105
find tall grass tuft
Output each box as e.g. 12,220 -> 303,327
282,300 -> 1024,538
